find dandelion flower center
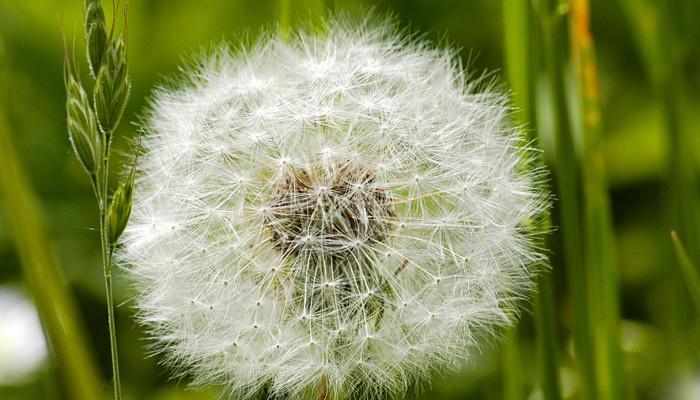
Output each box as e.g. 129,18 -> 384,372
264,160 -> 394,259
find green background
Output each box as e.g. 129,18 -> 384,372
1,0 -> 699,399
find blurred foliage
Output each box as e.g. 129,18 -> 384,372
0,0 -> 699,399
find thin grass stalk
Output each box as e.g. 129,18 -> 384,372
502,1 -> 561,399
74,2 -> 131,396
87,123 -> 121,400
500,4 -> 526,398
502,0 -> 538,129
535,1 -> 597,398
98,128 -> 121,400
502,327 -> 523,400
0,111 -> 104,400
568,1 -> 624,398
534,275 -> 562,400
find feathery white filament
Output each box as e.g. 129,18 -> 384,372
119,16 -> 549,400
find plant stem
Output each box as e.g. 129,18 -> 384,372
105,245 -> 121,400
502,327 -> 523,400
502,0 -> 562,398
502,0 -> 537,130
533,275 -> 562,400
94,129 -> 122,399
535,1 -> 598,399
568,1 -> 624,398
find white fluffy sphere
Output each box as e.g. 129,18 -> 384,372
120,16 -> 549,400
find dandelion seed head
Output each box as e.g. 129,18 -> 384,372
120,14 -> 550,400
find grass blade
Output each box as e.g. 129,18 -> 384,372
671,231 -> 700,313
502,326 -> 523,400
534,0 -> 599,398
534,274 -> 562,400
502,0 -> 562,399
568,0 -> 624,398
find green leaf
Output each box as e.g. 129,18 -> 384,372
95,35 -> 130,133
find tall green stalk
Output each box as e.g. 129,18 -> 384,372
534,276 -> 562,400
63,1 -> 134,398
502,327 -> 523,400
502,0 -> 562,399
534,1 -> 598,399
568,0 -> 624,398
0,111 -> 104,400
97,133 -> 122,400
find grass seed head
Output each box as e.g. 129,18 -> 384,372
65,69 -> 100,176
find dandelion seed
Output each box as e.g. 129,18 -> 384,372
120,15 -> 549,400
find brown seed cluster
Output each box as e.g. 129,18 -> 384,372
263,161 -> 394,259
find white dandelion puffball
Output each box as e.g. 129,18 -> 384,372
120,16 -> 549,400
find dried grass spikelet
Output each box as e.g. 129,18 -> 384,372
119,14 -> 550,400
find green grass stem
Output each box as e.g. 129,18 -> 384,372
568,1 -> 624,398
502,1 -> 562,399
96,128 -> 122,400
535,1 -> 598,398
502,327 -> 523,400
0,110 -> 104,400
502,0 -> 537,130
533,275 -> 562,400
